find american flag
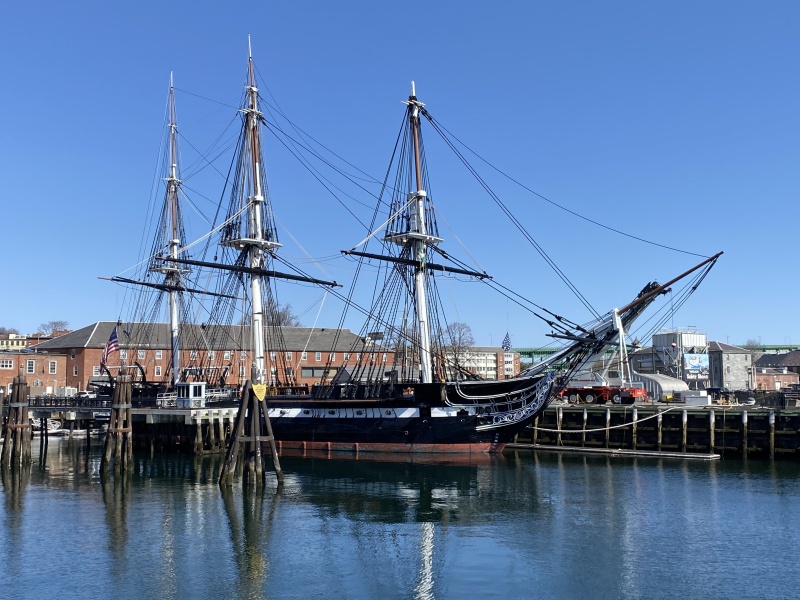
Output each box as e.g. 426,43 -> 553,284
102,326 -> 120,364
501,332 -> 512,352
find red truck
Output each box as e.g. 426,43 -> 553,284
555,370 -> 648,404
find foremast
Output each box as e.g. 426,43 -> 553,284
150,74 -> 189,389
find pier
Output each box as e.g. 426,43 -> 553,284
19,396 -> 800,460
513,403 -> 800,459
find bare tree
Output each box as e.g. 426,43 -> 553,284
444,322 -> 475,379
38,321 -> 70,335
0,327 -> 20,335
269,304 -> 301,327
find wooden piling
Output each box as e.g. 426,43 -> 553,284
193,420 -> 203,455
532,417 -> 539,445
681,410 -> 688,453
207,415 -> 217,449
742,410 -> 748,457
101,373 -> 133,475
219,381 -> 283,488
657,411 -> 663,452
1,375 -> 31,467
604,408 -> 611,449
769,411 -> 775,459
39,417 -> 49,457
632,408 -> 638,450
556,406 -> 563,446
581,408 -> 587,447
708,410 -> 715,453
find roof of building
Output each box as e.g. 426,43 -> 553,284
708,341 -> 751,353
33,321 -> 376,353
754,351 -> 800,368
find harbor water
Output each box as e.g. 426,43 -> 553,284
2,439 -> 799,599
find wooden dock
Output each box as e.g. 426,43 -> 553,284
507,443 -> 720,460
514,403 -> 800,459
21,397 -> 800,459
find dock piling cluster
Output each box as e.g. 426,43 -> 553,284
1,375 -> 31,467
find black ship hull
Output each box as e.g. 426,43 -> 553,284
261,374 -> 553,454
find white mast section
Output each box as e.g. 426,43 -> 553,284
167,77 -> 181,388
408,82 -> 434,383
216,43 -> 282,385
219,45 -> 282,385
151,72 -> 188,389
245,53 -> 267,384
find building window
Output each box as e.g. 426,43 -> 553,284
70,349 -> 76,359
315,352 -> 321,362
329,353 -> 336,362
0,359 -> 13,369
93,366 -> 101,377
138,349 -> 145,360
73,366 -> 78,376
155,365 -> 162,377
240,351 -> 246,360
156,350 -> 163,360
120,349 -> 128,360
190,350 -> 198,360
224,351 -> 231,360
382,353 -> 387,363
344,353 -> 350,361
269,352 -> 276,361
239,365 -> 245,377
285,352 -> 292,361
208,351 -> 215,360
26,360 -> 35,374
49,361 -> 57,374
301,352 -> 308,361
301,367 -> 339,378
285,366 -> 293,378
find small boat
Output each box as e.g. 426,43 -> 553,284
105,43 -> 722,453
30,418 -> 64,434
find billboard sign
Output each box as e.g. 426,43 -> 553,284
683,353 -> 709,381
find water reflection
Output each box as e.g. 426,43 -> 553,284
221,487 -> 276,599
3,440 -> 800,599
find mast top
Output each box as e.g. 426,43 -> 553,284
248,34 -> 252,59
411,80 -> 416,98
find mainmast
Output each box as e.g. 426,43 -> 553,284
220,44 -> 282,385
400,83 -> 441,383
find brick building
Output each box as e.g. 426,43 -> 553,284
0,351 -> 68,398
34,321 -> 395,392
442,346 -> 520,380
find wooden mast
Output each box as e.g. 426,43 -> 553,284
148,73 -> 189,390
219,38 -> 283,487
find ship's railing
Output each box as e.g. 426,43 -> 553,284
205,388 -> 236,401
26,396 -> 112,409
156,392 -> 177,408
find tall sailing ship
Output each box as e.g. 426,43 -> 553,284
104,47 -> 722,453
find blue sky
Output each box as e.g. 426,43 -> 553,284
2,1 -> 798,348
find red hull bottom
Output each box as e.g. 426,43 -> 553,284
274,440 -> 506,454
